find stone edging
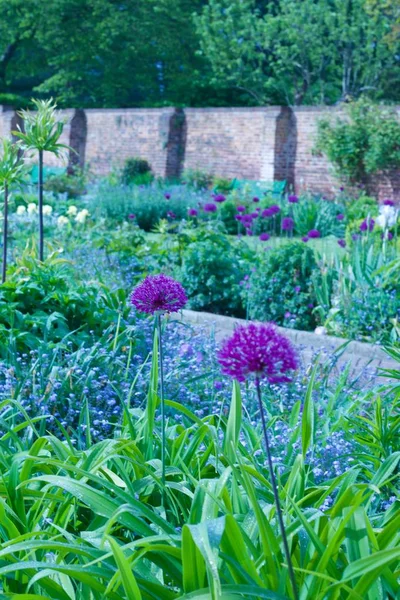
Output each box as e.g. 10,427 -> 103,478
176,309 -> 398,371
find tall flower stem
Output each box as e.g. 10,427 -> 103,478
38,149 -> 44,261
255,376 -> 298,600
2,183 -> 8,283
156,313 -> 166,499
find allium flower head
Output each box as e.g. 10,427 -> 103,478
308,229 -> 321,238
234,214 -> 242,221
282,217 -> 294,231
188,208 -> 198,217
253,196 -> 260,203
164,193 -> 171,200
237,205 -> 246,212
301,236 -> 309,243
128,213 -> 136,220
130,274 -> 187,315
259,232 -> 270,241
204,203 -> 217,213
214,194 -> 226,203
262,208 -> 273,218
360,218 -> 375,232
337,239 -> 346,248
383,199 -> 395,206
336,213 -> 344,221
269,204 -> 281,215
218,323 -> 298,383
288,194 -> 298,203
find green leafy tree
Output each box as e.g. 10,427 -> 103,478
315,98 -> 400,184
14,99 -> 69,260
0,139 -> 26,282
195,0 -> 400,105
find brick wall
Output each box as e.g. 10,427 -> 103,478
1,104 -> 399,200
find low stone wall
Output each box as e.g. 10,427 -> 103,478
178,309 -> 398,379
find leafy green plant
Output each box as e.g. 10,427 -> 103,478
182,168 -> 213,189
180,230 -> 246,316
315,98 -> 400,184
44,168 -> 87,198
248,242 -> 318,330
13,98 -> 70,260
120,157 -> 154,186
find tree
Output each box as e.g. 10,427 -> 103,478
195,0 -> 400,105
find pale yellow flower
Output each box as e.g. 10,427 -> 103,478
16,205 -> 26,215
67,205 -> 78,216
75,209 -> 90,224
57,215 -> 69,227
27,203 -> 37,214
43,205 -> 53,216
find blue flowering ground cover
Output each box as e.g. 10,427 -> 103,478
0,178 -> 399,598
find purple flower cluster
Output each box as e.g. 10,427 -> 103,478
308,229 -> 321,239
288,194 -> 298,204
188,208 -> 198,217
218,322 -> 298,383
213,194 -> 226,203
131,274 -> 187,314
203,203 -> 217,213
360,218 -> 375,232
281,217 -> 294,231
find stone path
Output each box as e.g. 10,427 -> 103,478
176,309 -> 399,384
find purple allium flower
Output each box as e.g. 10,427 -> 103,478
259,232 -> 270,241
237,205 -> 246,212
284,311 -> 291,319
294,286 -> 301,293
253,196 -> 260,203
352,233 -> 360,241
382,232 -> 394,240
234,214 -> 242,221
246,228 -> 253,236
164,193 -> 171,200
128,214 -> 136,220
288,194 -> 298,204
282,217 -> 294,231
251,212 -> 259,218
261,208 -> 273,218
217,323 -> 298,383
130,274 -> 187,315
204,203 -> 217,213
336,213 -> 344,221
214,194 -> 226,203
269,204 -> 281,215
339,186 -> 345,192
308,229 -> 321,238
383,199 -> 395,206
188,208 -> 198,217
167,211 -> 176,219
360,218 -> 375,232
301,236 -> 309,243
337,239 -> 346,248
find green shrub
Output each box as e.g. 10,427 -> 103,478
344,195 -> 378,223
180,231 -> 246,316
182,167 -> 213,189
248,242 -> 318,331
44,169 -> 87,198
120,157 -> 153,186
315,98 -> 400,183
0,248 -> 128,354
0,93 -> 31,109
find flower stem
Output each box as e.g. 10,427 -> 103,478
156,313 -> 166,503
255,376 -> 298,600
38,149 -> 44,261
2,183 -> 8,284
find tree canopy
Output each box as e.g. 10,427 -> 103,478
0,0 -> 399,108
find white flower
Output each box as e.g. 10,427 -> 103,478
375,205 -> 398,229
27,203 -> 37,214
16,205 -> 26,215
314,326 -> 327,336
43,205 -> 53,216
67,205 -> 78,216
75,209 -> 89,224
57,216 -> 69,227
